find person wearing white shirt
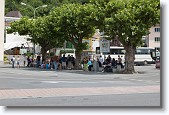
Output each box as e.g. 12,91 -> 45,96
99,55 -> 104,65
11,56 -> 15,68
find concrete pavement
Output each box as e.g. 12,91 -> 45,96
0,64 -> 160,106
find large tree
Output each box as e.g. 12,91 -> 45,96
7,16 -> 64,61
32,16 -> 65,60
49,3 -> 104,69
103,0 -> 160,73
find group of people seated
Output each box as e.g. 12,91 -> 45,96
26,54 -> 75,70
81,55 -> 124,72
25,54 -> 124,72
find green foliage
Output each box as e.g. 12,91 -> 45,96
33,16 -> 64,48
49,3 -> 102,53
25,52 -> 33,57
49,52 -> 55,56
103,0 -> 160,47
5,0 -> 91,18
7,17 -> 33,35
7,16 -> 65,60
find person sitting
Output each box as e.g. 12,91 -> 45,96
45,61 -> 50,69
41,61 -> 45,69
111,58 -> 116,68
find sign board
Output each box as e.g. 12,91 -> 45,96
20,49 -> 27,55
99,38 -> 110,53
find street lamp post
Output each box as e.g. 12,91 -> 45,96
21,2 -> 47,57
21,2 -> 47,19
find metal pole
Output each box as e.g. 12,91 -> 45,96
33,9 -> 36,59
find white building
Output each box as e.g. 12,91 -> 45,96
147,24 -> 160,51
0,0 -> 4,63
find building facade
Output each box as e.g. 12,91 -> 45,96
0,0 -> 4,63
147,24 -> 160,51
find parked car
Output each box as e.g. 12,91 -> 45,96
155,57 -> 160,68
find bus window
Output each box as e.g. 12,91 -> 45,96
142,49 -> 148,54
136,49 -> 141,54
110,49 -> 119,54
136,49 -> 152,54
120,50 -> 126,54
109,49 -> 125,54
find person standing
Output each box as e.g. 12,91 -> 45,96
111,58 -> 116,68
11,55 -> 15,68
16,56 -> 20,68
36,54 -> 41,68
83,57 -> 88,71
117,55 -> 123,70
107,55 -> 111,64
27,56 -> 31,67
67,55 -> 72,70
23,55 -> 26,67
53,55 -> 59,71
61,55 -> 67,70
87,59 -> 93,71
71,55 -> 75,69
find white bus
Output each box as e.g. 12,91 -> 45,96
102,46 -> 155,65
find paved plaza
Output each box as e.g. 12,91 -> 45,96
0,64 -> 160,106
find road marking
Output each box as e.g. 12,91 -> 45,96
41,81 -> 97,84
41,81 -> 59,84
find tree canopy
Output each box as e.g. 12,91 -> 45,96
6,0 -> 160,72
49,3 -> 104,68
7,16 -> 65,60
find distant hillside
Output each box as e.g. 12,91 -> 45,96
5,0 -> 90,18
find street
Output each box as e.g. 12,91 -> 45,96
0,64 -> 160,106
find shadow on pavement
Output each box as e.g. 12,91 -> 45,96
21,67 -> 114,75
1,64 -> 151,75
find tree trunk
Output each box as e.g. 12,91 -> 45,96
75,51 -> 82,70
124,45 -> 135,74
41,47 -> 48,62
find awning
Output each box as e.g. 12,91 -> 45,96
4,33 -> 33,50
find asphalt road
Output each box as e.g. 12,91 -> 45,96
0,64 -> 160,106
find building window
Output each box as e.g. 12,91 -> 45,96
155,28 -> 160,32
154,37 -> 160,42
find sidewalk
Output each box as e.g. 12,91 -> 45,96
0,85 -> 160,100
0,63 -> 159,77
0,63 -> 11,68
0,63 -> 160,106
